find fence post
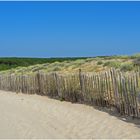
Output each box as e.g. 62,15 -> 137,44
54,73 -> 63,98
79,69 -> 85,100
36,70 -> 41,95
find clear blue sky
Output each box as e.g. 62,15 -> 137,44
0,1 -> 140,58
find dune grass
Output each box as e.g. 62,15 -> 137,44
0,53 -> 140,75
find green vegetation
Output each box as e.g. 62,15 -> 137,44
0,53 -> 140,74
130,53 -> 140,59
97,61 -> 103,65
120,63 -> 134,72
0,57 -> 89,71
103,61 -> 121,68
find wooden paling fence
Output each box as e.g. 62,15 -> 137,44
0,68 -> 140,118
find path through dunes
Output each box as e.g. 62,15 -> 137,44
0,90 -> 140,139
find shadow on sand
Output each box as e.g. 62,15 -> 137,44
47,94 -> 140,129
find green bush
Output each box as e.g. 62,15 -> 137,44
118,55 -> 129,59
52,66 -> 61,71
120,63 -> 134,72
130,53 -> 140,59
103,61 -> 110,67
97,61 -> 103,65
103,61 -> 121,68
85,58 -> 94,62
133,58 -> 140,66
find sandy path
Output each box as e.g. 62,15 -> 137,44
0,90 -> 140,139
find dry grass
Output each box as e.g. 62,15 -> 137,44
0,54 -> 139,75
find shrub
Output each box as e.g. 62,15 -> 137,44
103,61 -> 110,67
133,58 -> 140,66
118,55 -> 129,59
97,61 -> 103,65
130,53 -> 140,59
52,66 -> 61,71
103,61 -> 121,68
85,58 -> 94,62
120,63 -> 134,72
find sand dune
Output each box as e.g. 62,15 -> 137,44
0,90 -> 140,139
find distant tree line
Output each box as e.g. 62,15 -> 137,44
0,57 -> 89,71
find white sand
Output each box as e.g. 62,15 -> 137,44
0,90 -> 140,139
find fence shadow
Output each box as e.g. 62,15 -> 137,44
93,105 -> 140,128
46,94 -> 140,128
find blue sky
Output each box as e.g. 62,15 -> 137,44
0,1 -> 140,57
